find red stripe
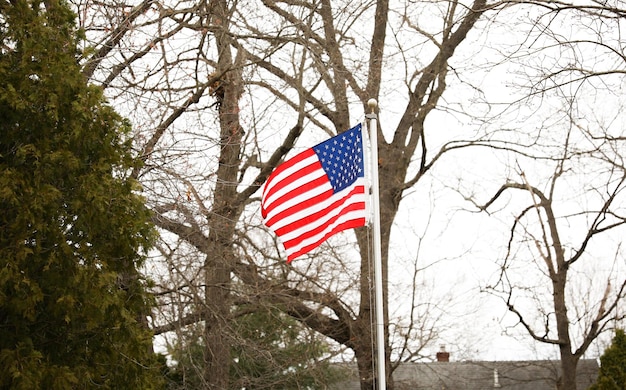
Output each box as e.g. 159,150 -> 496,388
279,191 -> 365,245
262,156 -> 322,210
286,218 -> 366,263
263,174 -> 330,226
261,149 -> 316,217
274,184 -> 365,236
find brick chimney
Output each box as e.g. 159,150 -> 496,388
436,345 -> 450,362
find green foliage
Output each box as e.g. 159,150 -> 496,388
166,306 -> 344,389
0,1 -> 163,388
590,329 -> 626,390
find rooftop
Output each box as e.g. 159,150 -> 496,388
330,359 -> 599,390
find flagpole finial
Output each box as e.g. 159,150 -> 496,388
367,98 -> 378,113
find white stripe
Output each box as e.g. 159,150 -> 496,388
285,208 -> 367,257
264,180 -> 333,226
271,178 -> 366,235
278,187 -> 366,242
267,177 -> 365,231
263,153 -> 318,200
263,168 -> 327,215
272,184 -> 365,242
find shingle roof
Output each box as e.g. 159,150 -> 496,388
331,359 -> 599,390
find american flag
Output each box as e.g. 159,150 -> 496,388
261,124 -> 367,262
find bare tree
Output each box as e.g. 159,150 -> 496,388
74,0 -> 505,389
475,124 -> 626,389
464,2 -> 626,386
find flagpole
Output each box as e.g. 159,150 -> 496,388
366,98 -> 386,390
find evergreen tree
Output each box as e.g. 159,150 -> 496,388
166,305 -> 343,389
0,1 -> 163,388
591,329 -> 626,390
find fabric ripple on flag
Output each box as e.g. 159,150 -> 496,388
261,124 -> 367,262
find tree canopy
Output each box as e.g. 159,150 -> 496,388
0,1 -> 162,388
591,329 -> 626,390
74,0 -> 626,389
166,304 -> 342,389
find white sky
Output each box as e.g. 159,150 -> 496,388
83,0 -> 626,364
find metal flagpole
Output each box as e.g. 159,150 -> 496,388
366,98 -> 386,390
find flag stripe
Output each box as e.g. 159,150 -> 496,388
262,151 -> 321,212
285,210 -> 366,260
281,197 -> 366,254
263,175 -> 332,226
276,179 -> 366,239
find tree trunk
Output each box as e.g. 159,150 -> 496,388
204,253 -> 232,389
203,0 -> 244,387
353,135 -> 404,390
354,334 -> 375,390
554,269 -> 578,390
558,354 -> 579,390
